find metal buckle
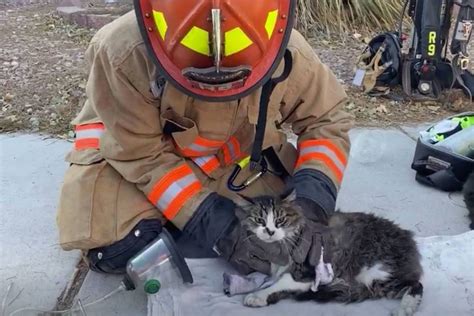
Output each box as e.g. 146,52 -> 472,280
227,156 -> 267,192
460,57 -> 470,70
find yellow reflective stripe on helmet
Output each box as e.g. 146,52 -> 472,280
181,26 -> 210,56
225,27 -> 253,56
265,9 -> 278,39
153,11 -> 167,40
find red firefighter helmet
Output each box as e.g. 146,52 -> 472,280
134,0 -> 295,101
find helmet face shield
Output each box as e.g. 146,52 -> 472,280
135,0 -> 295,101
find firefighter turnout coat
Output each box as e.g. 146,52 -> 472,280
57,11 -> 354,251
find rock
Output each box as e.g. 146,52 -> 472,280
376,104 -> 388,114
68,131 -> 75,138
3,62 -> 11,67
85,14 -> 116,29
11,61 -> 19,68
25,103 -> 33,108
346,102 -> 356,110
29,117 -> 40,127
427,105 -> 440,111
70,89 -> 83,97
4,93 -> 15,101
50,120 -> 57,126
6,115 -> 17,122
370,97 -> 377,103
50,113 -> 58,119
367,108 -> 377,116
26,108 -> 33,114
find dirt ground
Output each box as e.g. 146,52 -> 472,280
0,4 -> 472,138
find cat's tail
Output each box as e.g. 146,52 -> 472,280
295,279 -> 371,303
296,280 -> 423,316
463,171 -> 474,230
394,281 -> 423,316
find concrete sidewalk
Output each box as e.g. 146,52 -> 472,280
0,135 -> 81,315
0,127 -> 470,315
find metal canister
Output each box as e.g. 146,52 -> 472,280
124,228 -> 193,294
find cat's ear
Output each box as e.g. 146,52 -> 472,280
233,193 -> 255,208
281,189 -> 297,203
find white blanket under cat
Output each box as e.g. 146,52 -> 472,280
147,231 -> 474,316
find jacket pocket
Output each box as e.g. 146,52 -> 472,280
65,148 -> 103,165
161,108 -> 201,154
57,160 -> 162,251
57,160 -> 113,250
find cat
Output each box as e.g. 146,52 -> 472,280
237,193 -> 423,316
463,171 -> 474,229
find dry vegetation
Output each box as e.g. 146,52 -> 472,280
297,0 -> 405,36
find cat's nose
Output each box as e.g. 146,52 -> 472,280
265,227 -> 275,236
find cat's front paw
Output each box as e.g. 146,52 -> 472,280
243,293 -> 268,307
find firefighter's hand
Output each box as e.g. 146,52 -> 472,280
288,220 -> 329,267
216,219 -> 290,275
183,193 -> 288,274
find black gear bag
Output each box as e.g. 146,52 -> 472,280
411,112 -> 474,192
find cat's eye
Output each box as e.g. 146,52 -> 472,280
275,218 -> 285,227
256,218 -> 265,225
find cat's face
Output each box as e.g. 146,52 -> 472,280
242,195 -> 303,243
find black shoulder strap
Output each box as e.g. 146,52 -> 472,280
250,49 -> 293,170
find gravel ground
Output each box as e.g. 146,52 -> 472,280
0,4 -> 472,138
0,5 -> 94,137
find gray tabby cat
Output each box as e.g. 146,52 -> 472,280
463,171 -> 474,229
238,193 -> 423,316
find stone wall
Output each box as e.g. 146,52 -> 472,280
4,0 -> 133,6
56,0 -> 133,29
4,0 -> 63,5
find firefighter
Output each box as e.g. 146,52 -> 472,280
57,0 -> 354,275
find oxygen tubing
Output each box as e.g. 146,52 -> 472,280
6,283 -> 126,316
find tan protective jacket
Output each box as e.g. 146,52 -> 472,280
57,11 -> 354,251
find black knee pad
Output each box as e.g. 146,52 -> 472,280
87,219 -> 162,274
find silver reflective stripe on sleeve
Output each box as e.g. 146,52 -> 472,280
300,145 -> 345,173
155,173 -> 198,210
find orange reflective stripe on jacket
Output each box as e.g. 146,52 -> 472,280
192,155 -> 220,175
178,136 -> 225,157
147,164 -> 202,220
222,136 -> 242,165
296,139 -> 347,182
74,123 -> 105,150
